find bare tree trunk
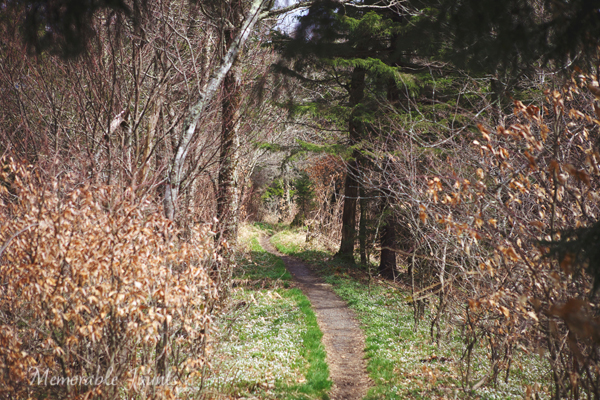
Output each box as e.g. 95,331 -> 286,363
163,0 -> 267,220
337,66 -> 365,261
378,205 -> 397,279
359,184 -> 367,265
216,18 -> 242,245
338,158 -> 358,259
284,163 -> 292,220
137,91 -> 163,186
377,76 -> 400,278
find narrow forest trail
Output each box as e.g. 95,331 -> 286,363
259,236 -> 370,400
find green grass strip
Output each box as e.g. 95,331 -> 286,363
284,288 -> 331,399
246,229 -> 331,399
239,236 -> 293,283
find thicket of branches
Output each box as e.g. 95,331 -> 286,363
0,0 -> 294,398
0,160 -> 219,399
298,71 -> 600,396
379,71 -> 600,396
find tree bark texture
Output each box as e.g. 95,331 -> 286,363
216,16 -> 243,245
378,209 -> 397,279
163,0 -> 267,220
376,73 -> 401,277
337,66 -> 366,261
359,184 -> 367,265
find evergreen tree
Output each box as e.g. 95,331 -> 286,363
274,0 -> 456,270
437,0 -> 600,74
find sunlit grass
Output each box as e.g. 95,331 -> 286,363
204,224 -> 330,399
270,227 -> 552,399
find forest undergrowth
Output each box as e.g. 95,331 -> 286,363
269,225 -> 552,400
203,224 -> 330,399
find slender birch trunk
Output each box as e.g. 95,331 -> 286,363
163,0 -> 324,221
164,0 -> 267,220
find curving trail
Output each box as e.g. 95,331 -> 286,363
259,236 -> 370,400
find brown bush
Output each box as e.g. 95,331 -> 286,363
362,71 -> 600,396
0,159 -> 218,399
305,155 -> 346,249
423,74 -> 600,397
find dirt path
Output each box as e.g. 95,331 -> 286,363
259,236 -> 370,400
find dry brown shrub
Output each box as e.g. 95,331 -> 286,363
423,73 -> 600,397
305,155 -> 345,248
369,71 -> 600,396
0,159 -> 218,399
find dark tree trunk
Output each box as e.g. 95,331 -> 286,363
378,209 -> 397,279
327,178 -> 340,222
376,73 -> 401,278
359,184 -> 367,265
338,155 -> 359,260
336,66 -> 366,262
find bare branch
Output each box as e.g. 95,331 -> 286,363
165,0 -> 270,220
0,224 -> 38,261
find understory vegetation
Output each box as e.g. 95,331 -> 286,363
2,0 -> 600,398
271,227 -> 552,399
0,162 -> 220,399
